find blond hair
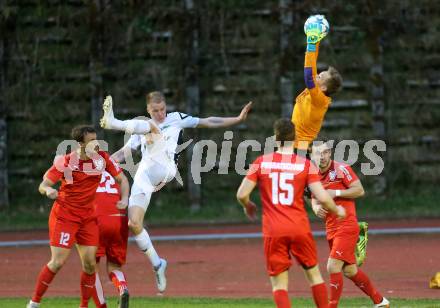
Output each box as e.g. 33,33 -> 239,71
146,91 -> 165,105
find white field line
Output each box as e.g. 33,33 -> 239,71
0,227 -> 439,248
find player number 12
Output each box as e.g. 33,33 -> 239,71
59,232 -> 70,246
269,172 -> 294,206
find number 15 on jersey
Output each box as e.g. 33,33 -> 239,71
269,172 -> 294,206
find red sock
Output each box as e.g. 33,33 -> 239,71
80,271 -> 96,307
272,289 -> 290,308
92,273 -> 107,308
348,269 -> 383,304
109,270 -> 128,294
311,283 -> 329,308
31,265 -> 56,303
329,273 -> 344,308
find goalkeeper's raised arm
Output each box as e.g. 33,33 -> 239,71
304,15 -> 342,101
291,15 -> 343,149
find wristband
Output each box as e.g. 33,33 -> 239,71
335,190 -> 341,197
306,43 -> 317,52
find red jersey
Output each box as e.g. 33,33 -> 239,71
246,152 -> 320,237
45,151 -> 121,215
94,171 -> 126,216
319,161 -> 359,237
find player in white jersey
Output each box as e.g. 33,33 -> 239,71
100,91 -> 252,293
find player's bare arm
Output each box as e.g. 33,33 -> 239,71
311,198 -> 328,219
111,143 -> 139,164
38,177 -> 58,200
308,181 -> 346,219
327,179 -> 365,199
196,101 -> 253,128
236,177 -> 258,221
111,148 -> 126,163
114,172 -> 130,209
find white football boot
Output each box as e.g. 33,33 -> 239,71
26,300 -> 40,308
100,95 -> 115,129
154,258 -> 167,293
373,297 -> 390,308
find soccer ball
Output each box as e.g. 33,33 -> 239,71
304,15 -> 330,40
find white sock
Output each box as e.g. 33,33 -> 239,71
110,118 -> 151,134
94,272 -> 106,305
134,229 -> 161,267
110,269 -> 126,283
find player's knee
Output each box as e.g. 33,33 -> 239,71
271,277 -> 288,291
128,219 -> 143,234
343,265 -> 357,278
82,259 -> 96,274
48,257 -> 68,272
327,262 -> 341,274
304,265 -> 324,285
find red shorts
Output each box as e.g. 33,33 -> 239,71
96,215 -> 129,266
327,225 -> 359,265
264,231 -> 318,276
49,202 -> 99,248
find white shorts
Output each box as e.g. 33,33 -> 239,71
128,155 -> 177,211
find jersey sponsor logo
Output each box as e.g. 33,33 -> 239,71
261,162 -> 304,172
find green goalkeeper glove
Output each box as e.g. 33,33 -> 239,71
305,22 -> 322,44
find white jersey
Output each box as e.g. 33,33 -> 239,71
124,112 -> 200,162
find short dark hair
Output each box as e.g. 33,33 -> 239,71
324,66 -> 343,96
71,125 -> 96,143
273,118 -> 295,146
313,135 -> 335,150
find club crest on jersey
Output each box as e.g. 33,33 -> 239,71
93,158 -> 104,171
329,170 -> 337,181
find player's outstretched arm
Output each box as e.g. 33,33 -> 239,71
304,41 -> 319,87
309,182 -> 345,219
114,172 -> 130,209
196,101 -> 252,128
236,178 -> 258,221
38,177 -> 58,200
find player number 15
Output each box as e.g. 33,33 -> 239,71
269,172 -> 294,206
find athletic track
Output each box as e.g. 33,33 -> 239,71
0,219 -> 439,300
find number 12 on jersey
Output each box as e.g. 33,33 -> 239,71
269,172 -> 294,206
